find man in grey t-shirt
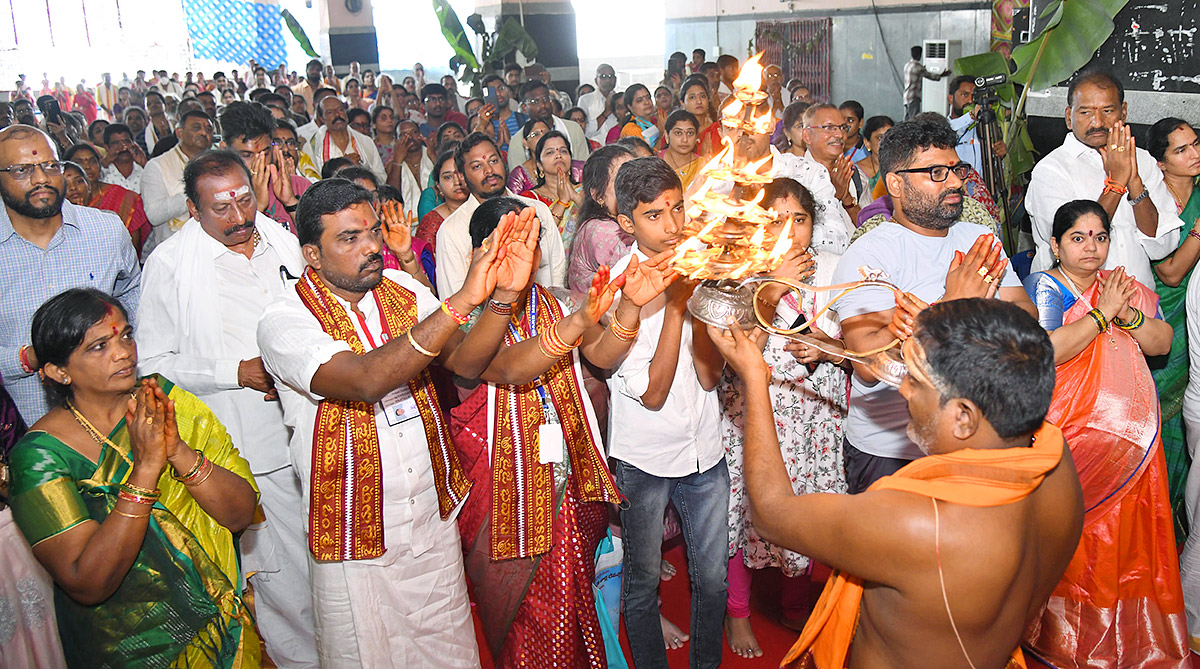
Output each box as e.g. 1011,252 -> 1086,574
831,113 -> 1037,492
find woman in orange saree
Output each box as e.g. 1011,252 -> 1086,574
1023,200 -> 1188,667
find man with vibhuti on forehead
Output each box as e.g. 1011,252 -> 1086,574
256,178 -> 540,666
136,149 -> 318,667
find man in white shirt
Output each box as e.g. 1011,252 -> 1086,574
96,72 -> 118,119
505,81 -> 590,171
256,177 -> 537,666
140,110 -> 213,256
436,133 -> 566,297
1027,69 -> 1182,287
577,64 -> 619,143
716,54 -> 739,98
833,113 -> 1036,493
137,151 -> 318,667
100,123 -> 145,191
303,96 -> 386,183
295,86 -> 336,143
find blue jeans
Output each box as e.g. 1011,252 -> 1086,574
614,458 -> 729,669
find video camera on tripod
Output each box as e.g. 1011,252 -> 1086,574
972,74 -> 1006,108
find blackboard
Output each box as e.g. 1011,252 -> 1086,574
1087,0 -> 1199,93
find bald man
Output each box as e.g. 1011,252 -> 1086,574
578,64 -> 619,142
0,125 -> 141,423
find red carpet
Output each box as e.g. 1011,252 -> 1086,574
473,540 -> 814,667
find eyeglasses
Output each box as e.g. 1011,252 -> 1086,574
596,74 -> 616,80
0,161 -> 64,180
524,96 -> 553,106
809,123 -> 850,135
271,138 -> 299,149
894,163 -> 972,182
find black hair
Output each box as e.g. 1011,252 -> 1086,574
87,119 -> 109,138
877,112 -> 957,179
296,178 -> 375,247
30,288 -> 129,406
335,165 -> 379,189
347,108 -> 370,126
313,86 -> 338,101
258,92 -> 287,108
863,115 -> 896,143
781,100 -> 810,130
693,48 -> 706,59
273,118 -> 299,139
1067,66 -> 1124,107
177,109 -> 212,128
716,54 -> 739,70
679,76 -> 716,119
948,75 -> 975,99
454,132 -> 501,174
102,123 -> 133,146
1050,199 -> 1111,254
63,143 -> 100,164
469,197 -> 526,248
624,83 -> 651,116
432,148 -> 459,185
320,157 -> 353,180
182,149 -> 252,206
436,121 -> 466,145
616,135 -> 654,156
519,79 -> 549,102
578,144 -> 635,224
1146,117 -> 1193,162
306,58 -> 322,70
915,298 -> 1055,439
565,106 -> 587,124
911,45 -> 923,60
664,109 -> 699,134
761,177 -> 816,221
421,83 -> 449,100
532,130 -> 577,189
376,183 -> 403,206
699,62 -> 720,75
145,90 -> 164,104
370,104 -> 394,124
480,74 -> 503,88
219,101 -> 274,143
838,100 -> 865,122
521,117 -> 550,142
615,157 -> 682,220
62,160 -> 86,181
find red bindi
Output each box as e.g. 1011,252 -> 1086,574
31,150 -> 37,155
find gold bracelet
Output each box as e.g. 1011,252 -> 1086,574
111,507 -> 150,520
609,314 -> 640,341
120,481 -> 160,497
406,328 -> 440,357
187,458 -> 216,487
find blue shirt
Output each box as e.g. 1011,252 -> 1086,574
0,201 -> 142,423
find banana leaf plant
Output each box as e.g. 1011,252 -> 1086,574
433,0 -> 539,94
281,9 -> 319,59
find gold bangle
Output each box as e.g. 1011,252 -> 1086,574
120,481 -> 160,497
187,458 -> 216,487
171,449 -> 205,482
406,328 -> 439,357
111,508 -> 150,520
609,314 -> 640,341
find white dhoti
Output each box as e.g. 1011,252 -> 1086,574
0,507 -> 66,669
309,517 -> 479,668
1179,414 -> 1200,652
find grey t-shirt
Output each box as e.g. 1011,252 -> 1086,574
831,221 -> 1020,460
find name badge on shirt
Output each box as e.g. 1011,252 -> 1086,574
381,386 -> 420,426
538,423 -> 565,464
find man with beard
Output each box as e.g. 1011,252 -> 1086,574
275,118 -> 320,182
302,95 -> 386,184
141,109 -> 214,256
256,177 -> 537,666
291,59 -> 324,112
1027,68 -> 1181,287
384,119 -> 430,217
0,124 -> 140,423
435,132 -> 565,297
578,64 -> 619,143
417,83 -> 468,141
100,122 -> 147,191
12,99 -> 37,127
135,150 -> 318,667
477,74 -> 525,153
505,80 -> 590,171
830,113 -> 1036,493
945,75 -> 1007,176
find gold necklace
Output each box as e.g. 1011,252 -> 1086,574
1165,179 -> 1190,215
67,400 -> 134,468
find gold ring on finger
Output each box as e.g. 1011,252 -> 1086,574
146,416 -> 154,425
983,275 -> 995,284
1110,144 -> 1118,150
976,265 -> 990,278
1117,146 -> 1126,152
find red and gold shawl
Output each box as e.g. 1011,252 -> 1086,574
91,183 -> 151,255
295,267 -> 471,561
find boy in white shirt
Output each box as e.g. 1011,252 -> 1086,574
607,157 -> 728,669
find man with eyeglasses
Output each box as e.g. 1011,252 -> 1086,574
273,118 -> 320,182
830,112 -> 1036,494
140,109 -> 214,256
417,83 -> 468,141
1027,68 -> 1181,288
800,104 -> 872,219
302,95 -> 387,185
219,101 -> 310,233
478,73 -> 525,152
506,80 -> 590,171
578,64 -> 620,143
0,124 -> 140,424
379,119 -> 427,219
135,149 -> 317,668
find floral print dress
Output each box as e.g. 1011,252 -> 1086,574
719,251 -> 850,577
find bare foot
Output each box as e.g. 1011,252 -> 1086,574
661,614 -> 689,650
725,614 -> 763,658
660,559 -> 677,581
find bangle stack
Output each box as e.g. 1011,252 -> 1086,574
538,321 -> 582,358
1187,229 -> 1200,244
117,481 -> 160,508
172,449 -> 215,487
487,299 -> 514,317
441,299 -> 470,325
609,314 -> 639,342
1114,307 -> 1145,330
1086,308 -> 1109,334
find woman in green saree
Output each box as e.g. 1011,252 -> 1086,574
1147,118 -> 1200,537
7,288 -> 261,668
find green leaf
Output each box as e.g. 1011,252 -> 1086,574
432,0 -> 479,72
281,9 -> 318,59
954,51 -> 1016,103
1010,0 -> 1130,90
491,17 -> 539,62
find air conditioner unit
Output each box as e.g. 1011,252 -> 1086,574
920,39 -> 962,116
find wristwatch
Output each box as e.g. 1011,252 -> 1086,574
1128,188 -> 1150,206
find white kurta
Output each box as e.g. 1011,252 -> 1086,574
303,125 -> 388,184
139,146 -> 191,257
257,268 -> 479,668
136,216 -> 318,667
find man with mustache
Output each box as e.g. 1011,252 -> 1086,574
801,103 -> 872,220
384,119 -> 429,218
100,122 -> 146,191
0,124 -> 140,424
830,113 -> 1036,493
135,149 -> 318,667
302,95 -> 386,185
434,132 -> 564,297
140,109 -> 214,256
256,177 -> 537,666
1028,67 -> 1183,287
